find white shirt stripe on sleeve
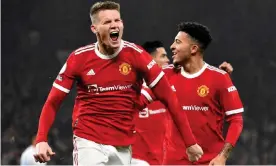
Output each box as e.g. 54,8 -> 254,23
141,89 -> 153,102
225,108 -> 244,116
148,71 -> 165,88
53,82 -> 70,93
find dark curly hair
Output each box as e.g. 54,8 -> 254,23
177,22 -> 212,51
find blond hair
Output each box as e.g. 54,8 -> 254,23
90,1 -> 120,24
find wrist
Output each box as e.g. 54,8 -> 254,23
219,143 -> 233,159
35,134 -> 48,144
184,137 -> 197,148
218,152 -> 229,160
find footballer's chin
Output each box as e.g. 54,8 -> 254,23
108,38 -> 121,49
173,60 -> 179,66
172,56 -> 179,65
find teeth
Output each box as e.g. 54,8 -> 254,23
110,31 -> 119,34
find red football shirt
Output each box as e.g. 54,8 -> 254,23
164,63 -> 244,164
132,85 -> 169,165
53,40 -> 165,146
132,65 -> 178,164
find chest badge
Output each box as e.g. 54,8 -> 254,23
119,63 -> 132,75
197,85 -> 209,97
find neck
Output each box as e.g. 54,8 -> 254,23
181,55 -> 204,74
97,39 -> 120,55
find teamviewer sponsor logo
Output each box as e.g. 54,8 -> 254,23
182,105 -> 209,111
88,84 -> 132,93
139,108 -> 166,118
87,84 -> 99,93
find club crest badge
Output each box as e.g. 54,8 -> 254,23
197,85 -> 209,97
119,63 -> 132,75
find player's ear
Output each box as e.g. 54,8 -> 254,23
191,44 -> 199,54
91,24 -> 97,34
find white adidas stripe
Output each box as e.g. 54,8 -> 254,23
75,44 -> 95,52
124,43 -> 143,53
75,47 -> 95,55
207,65 -> 226,75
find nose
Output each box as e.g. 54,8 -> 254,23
110,21 -> 118,29
165,56 -> 170,63
170,43 -> 175,50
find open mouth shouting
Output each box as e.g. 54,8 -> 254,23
110,31 -> 119,42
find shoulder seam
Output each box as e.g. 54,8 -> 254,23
75,44 -> 95,52
207,65 -> 227,75
74,44 -> 95,55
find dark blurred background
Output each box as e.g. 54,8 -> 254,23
2,0 -> 276,164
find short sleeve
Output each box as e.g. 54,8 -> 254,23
136,50 -> 164,88
53,52 -> 79,93
219,74 -> 244,116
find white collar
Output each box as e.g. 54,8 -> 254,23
180,62 -> 208,78
95,40 -> 124,59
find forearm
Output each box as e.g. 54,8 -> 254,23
151,77 -> 196,147
36,88 -> 67,143
225,114 -> 243,146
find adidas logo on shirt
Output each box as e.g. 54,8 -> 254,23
87,69 -> 95,75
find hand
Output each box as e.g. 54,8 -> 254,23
186,144 -> 204,162
219,61 -> 233,74
34,142 -> 55,163
209,154 -> 227,166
